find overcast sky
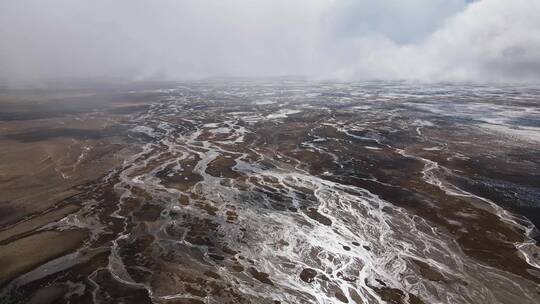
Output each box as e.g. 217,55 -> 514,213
1,0 -> 539,84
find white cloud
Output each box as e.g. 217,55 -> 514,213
326,0 -> 540,83
422,0 -> 540,82
325,0 -> 468,43
0,0 -> 538,84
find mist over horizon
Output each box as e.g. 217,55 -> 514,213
1,0 -> 540,85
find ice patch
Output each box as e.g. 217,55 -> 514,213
131,126 -> 157,138
267,109 -> 301,119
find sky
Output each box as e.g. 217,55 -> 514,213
0,0 -> 539,84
